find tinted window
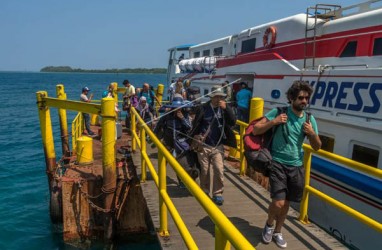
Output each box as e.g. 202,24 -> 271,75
241,38 -> 257,53
319,135 -> 334,153
194,51 -> 200,58
213,47 -> 223,56
340,41 -> 357,57
373,38 -> 382,56
203,50 -> 210,56
352,144 -> 379,167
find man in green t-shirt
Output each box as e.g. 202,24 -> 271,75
253,81 -> 322,248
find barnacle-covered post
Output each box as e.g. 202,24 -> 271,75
36,91 -> 62,223
101,96 -> 117,241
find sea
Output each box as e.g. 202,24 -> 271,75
0,72 -> 166,250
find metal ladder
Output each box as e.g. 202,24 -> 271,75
304,4 -> 341,69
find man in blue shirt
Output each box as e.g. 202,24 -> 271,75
253,81 -> 321,248
236,82 -> 252,123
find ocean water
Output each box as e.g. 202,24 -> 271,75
0,72 -> 166,250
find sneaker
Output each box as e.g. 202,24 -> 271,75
212,196 -> 224,206
273,233 -> 287,248
262,223 -> 274,244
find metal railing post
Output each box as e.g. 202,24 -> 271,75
299,150 -> 312,223
239,123 -> 246,176
56,84 -> 70,156
140,127 -> 147,182
101,97 -> 117,240
215,225 -> 230,250
131,108 -> 136,152
158,150 -> 169,237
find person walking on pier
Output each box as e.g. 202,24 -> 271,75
154,95 -> 198,187
236,82 -> 252,123
253,81 -> 321,248
191,86 -> 236,205
80,87 -> 95,136
122,79 -> 135,130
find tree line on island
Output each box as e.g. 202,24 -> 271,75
40,66 -> 167,74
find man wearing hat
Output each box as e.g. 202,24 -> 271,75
190,86 -> 236,205
154,95 -> 197,187
80,87 -> 95,136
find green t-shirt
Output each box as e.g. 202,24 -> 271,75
265,107 -> 318,166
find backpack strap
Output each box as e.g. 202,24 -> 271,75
275,106 -> 289,144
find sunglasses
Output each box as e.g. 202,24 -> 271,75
297,96 -> 309,101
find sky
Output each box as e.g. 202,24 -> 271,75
1,0 -> 365,71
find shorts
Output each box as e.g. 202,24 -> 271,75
269,161 -> 305,202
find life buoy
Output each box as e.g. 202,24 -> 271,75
263,26 -> 277,49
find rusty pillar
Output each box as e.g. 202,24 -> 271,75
101,97 -> 117,241
36,91 -> 62,223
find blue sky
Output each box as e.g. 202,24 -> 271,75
1,0 -> 363,71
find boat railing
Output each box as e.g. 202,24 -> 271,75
299,145 -> 382,234
335,0 -> 382,18
129,107 -> 255,250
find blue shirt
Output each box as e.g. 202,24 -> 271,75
140,90 -> 155,106
265,107 -> 318,166
236,89 -> 252,109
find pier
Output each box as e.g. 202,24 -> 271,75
36,83 -> 381,249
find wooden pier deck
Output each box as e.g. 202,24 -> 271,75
130,144 -> 348,249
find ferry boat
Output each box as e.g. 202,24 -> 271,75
166,1 -> 382,249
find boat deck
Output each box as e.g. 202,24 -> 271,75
130,142 -> 348,249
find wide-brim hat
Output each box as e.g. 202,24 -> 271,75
164,96 -> 193,109
208,85 -> 227,98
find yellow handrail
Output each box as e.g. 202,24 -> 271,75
299,145 -> 382,233
71,112 -> 84,152
130,107 -> 255,250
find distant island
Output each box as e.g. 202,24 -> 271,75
40,66 -> 167,74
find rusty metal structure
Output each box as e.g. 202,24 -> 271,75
36,84 -> 152,246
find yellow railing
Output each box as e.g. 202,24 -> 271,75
71,112 -> 84,152
130,107 -> 255,250
299,145 -> 382,233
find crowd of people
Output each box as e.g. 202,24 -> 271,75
80,79 -> 321,249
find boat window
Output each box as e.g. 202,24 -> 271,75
351,144 -> 379,168
339,41 -> 357,57
372,38 -> 382,56
213,47 -> 223,56
319,135 -> 334,153
241,38 -> 257,53
204,89 -> 209,95
203,50 -> 210,56
194,51 -> 200,58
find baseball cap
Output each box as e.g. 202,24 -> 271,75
82,87 -> 90,92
